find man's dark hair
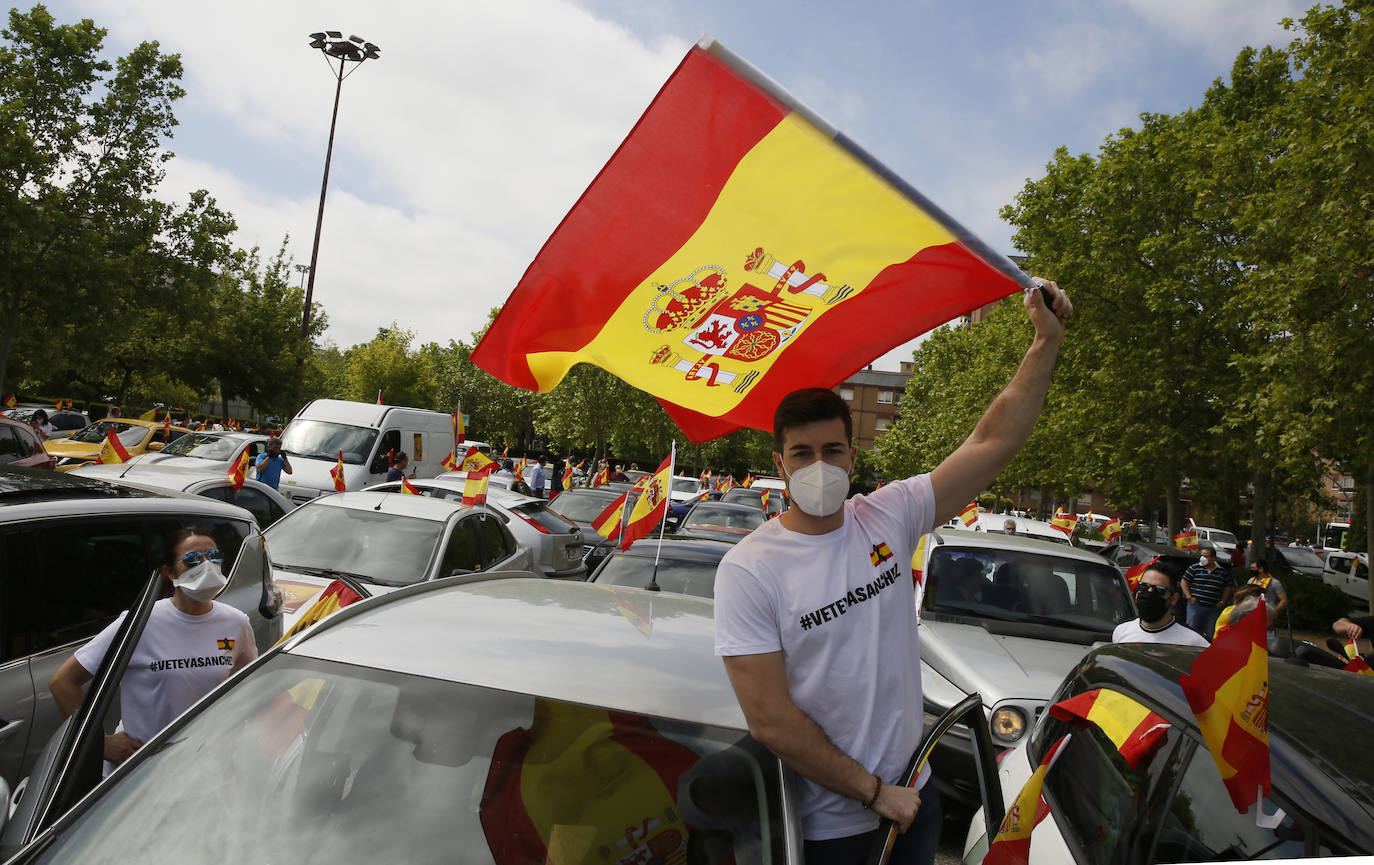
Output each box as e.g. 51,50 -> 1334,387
1252,559 -> 1269,574
773,388 -> 852,452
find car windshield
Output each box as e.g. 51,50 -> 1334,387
925,546 -> 1133,632
30,654 -> 785,865
264,505 -> 443,586
1278,546 -> 1324,568
1208,530 -> 1238,545
683,506 -> 764,537
721,489 -> 763,506
280,419 -> 378,465
69,420 -> 147,447
548,492 -> 618,523
594,554 -> 722,598
160,433 -> 239,460
672,478 -> 700,494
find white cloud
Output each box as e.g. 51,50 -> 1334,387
82,0 -> 689,349
1110,0 -> 1308,61
1005,18 -> 1143,113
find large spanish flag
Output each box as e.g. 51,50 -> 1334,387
1179,598 -> 1270,814
471,39 -> 1029,442
1049,688 -> 1170,769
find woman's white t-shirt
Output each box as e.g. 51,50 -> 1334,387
75,598 -> 256,758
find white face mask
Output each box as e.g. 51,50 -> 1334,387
784,458 -> 851,517
174,560 -> 228,603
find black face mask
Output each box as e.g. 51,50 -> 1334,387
1135,590 -> 1170,622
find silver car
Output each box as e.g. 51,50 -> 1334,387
915,529 -> 1134,810
69,462 -> 295,528
262,490 -> 533,630
368,478 -> 586,579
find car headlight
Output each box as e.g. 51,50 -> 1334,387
990,706 -> 1027,743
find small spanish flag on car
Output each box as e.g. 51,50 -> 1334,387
228,449 -> 251,491
1049,688 -> 1170,769
1173,530 -> 1199,550
1122,556 -> 1158,592
462,470 -> 491,506
1050,512 -> 1077,535
95,428 -> 131,464
958,501 -> 978,527
441,450 -> 459,472
400,477 -> 420,495
329,451 -> 347,492
460,446 -> 498,474
2,394 -> 16,408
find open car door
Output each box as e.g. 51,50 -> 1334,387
867,692 -> 1005,865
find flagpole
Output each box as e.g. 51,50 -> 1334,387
647,441 -> 676,592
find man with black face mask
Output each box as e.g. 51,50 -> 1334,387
1113,567 -> 1210,646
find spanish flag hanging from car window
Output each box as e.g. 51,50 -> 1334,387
471,38 -> 1028,443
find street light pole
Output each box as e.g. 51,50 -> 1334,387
296,32 -> 380,396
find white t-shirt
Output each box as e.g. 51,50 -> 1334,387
1112,617 -> 1210,647
75,599 -> 256,764
714,474 -> 935,840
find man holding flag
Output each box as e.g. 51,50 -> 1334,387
714,280 -> 1070,865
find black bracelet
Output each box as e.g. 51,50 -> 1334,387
862,773 -> 882,809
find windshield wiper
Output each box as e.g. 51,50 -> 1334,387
278,564 -> 376,585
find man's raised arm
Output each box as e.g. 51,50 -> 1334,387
929,279 -> 1072,525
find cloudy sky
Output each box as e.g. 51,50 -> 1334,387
47,0 -> 1313,370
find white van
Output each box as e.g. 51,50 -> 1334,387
1187,522 -> 1239,564
276,399 -> 461,505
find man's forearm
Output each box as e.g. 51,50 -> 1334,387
965,334 -> 1062,469
752,699 -> 876,802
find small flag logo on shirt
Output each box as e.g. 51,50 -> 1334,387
870,542 -> 894,567
217,638 -> 235,651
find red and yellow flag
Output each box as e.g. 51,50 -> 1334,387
592,466 -> 610,488
1101,518 -> 1121,542
742,473 -> 754,488
469,39 -> 1028,443
1122,556 -> 1158,592
1344,655 -> 1374,677
228,449 -> 250,491
400,476 -> 420,495
958,501 -> 979,527
1173,530 -> 1199,550
1179,598 -> 1270,814
138,406 -> 157,421
459,446 -> 498,474
454,405 -> 465,444
95,428 -> 132,464
591,492 -> 631,541
375,389 -> 384,405
3,393 -> 16,408
560,463 -> 573,489
441,450 -> 459,472
329,450 -> 347,492
759,488 -> 771,512
1049,689 -> 1170,769
462,470 -> 491,506
620,451 -> 674,551
1050,512 -> 1077,535
277,579 -> 365,644
983,734 -> 1071,865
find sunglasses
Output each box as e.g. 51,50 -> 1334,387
180,549 -> 223,568
1136,583 -> 1171,596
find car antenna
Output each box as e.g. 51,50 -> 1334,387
644,442 -> 675,593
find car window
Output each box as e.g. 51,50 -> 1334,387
547,493 -> 617,523
473,514 -> 515,568
593,555 -> 719,598
265,507 -> 443,587
25,654 -> 788,865
1032,693 -> 1185,865
925,546 -> 1133,632
0,427 -> 25,462
0,520 -> 151,660
232,487 -> 284,528
162,433 -> 237,459
439,519 -> 482,575
1150,743 -> 1308,861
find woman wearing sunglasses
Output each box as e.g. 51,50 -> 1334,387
48,527 -> 258,774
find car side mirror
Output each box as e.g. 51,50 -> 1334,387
146,441 -> 165,451
666,515 -> 681,531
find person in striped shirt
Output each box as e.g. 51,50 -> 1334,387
1180,543 -> 1234,637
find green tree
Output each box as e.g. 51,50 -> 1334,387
341,324 -> 437,409
0,6 -> 201,392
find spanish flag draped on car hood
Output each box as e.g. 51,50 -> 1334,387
471,38 -> 1028,442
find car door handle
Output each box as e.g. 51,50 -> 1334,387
0,718 -> 23,740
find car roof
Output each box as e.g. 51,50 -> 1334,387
71,463 -> 244,488
1077,644 -> 1374,837
284,489 -> 483,522
926,527 -> 1111,564
287,576 -> 744,729
0,465 -> 255,521
367,478 -> 538,507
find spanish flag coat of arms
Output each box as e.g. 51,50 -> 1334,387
472,38 -> 1028,442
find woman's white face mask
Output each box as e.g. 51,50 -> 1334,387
174,560 -> 227,603
783,458 -> 852,517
